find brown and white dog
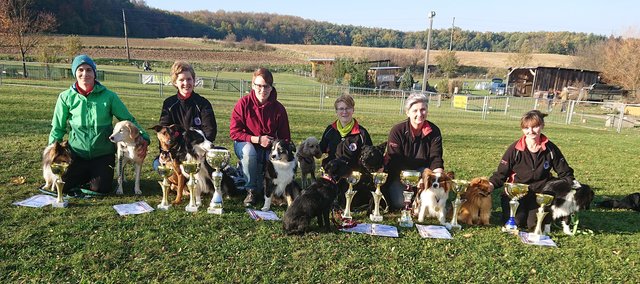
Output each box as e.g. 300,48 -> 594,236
42,140 -> 72,192
151,124 -> 187,204
458,177 -> 493,226
413,169 -> 453,225
109,120 -> 148,195
296,136 -> 322,188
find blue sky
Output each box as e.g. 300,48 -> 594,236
145,0 -> 638,36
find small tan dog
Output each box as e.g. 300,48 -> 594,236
458,177 -> 493,225
296,136 -> 322,188
109,120 -> 147,195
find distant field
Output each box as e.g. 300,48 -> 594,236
1,36 -> 576,68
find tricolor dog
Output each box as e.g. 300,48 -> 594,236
109,120 -> 148,195
262,139 -> 302,211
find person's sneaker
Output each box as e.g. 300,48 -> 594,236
243,190 -> 256,207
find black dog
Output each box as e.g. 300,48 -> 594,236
598,193 -> 640,212
336,142 -> 387,210
283,158 -> 352,235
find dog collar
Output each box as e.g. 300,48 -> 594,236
322,175 -> 337,184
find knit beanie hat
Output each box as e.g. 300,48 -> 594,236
71,55 -> 97,78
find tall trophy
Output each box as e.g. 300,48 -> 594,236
530,193 -> 554,241
398,170 -> 420,227
449,179 -> 470,230
369,172 -> 388,222
50,162 -> 69,208
342,171 -> 361,220
205,149 -> 230,214
502,182 -> 529,233
156,164 -> 173,210
182,160 -> 200,212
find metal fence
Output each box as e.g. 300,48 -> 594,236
2,61 -> 639,133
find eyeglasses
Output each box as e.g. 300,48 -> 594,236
336,107 -> 353,112
253,83 -> 271,89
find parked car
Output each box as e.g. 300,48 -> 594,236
489,78 -> 503,94
495,83 -> 506,95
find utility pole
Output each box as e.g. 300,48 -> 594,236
122,9 -> 131,62
422,11 -> 436,92
449,17 -> 455,51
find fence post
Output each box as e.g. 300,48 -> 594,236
437,93 -> 442,108
320,84 -> 325,110
504,96 -> 509,115
533,98 -> 539,110
159,72 -> 163,97
240,79 -> 244,98
566,100 -> 575,124
617,104 -> 625,133
482,96 -> 489,120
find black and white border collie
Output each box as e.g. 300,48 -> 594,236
181,128 -> 237,206
542,179 -> 595,235
262,139 -> 301,211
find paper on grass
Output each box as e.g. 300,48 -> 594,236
13,195 -> 57,208
519,231 -> 557,247
246,209 -> 280,221
340,223 -> 399,238
416,224 -> 453,239
113,201 -> 154,216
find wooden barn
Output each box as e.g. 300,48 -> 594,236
506,66 -> 600,97
368,66 -> 402,89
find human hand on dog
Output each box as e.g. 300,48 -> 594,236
258,135 -> 273,148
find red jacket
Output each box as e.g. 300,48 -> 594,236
229,88 -> 291,145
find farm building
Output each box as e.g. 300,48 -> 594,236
506,66 -> 599,97
368,66 -> 402,89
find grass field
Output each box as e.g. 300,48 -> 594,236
1,75 -> 639,282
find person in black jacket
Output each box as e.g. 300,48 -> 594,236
384,93 -> 444,210
319,94 -> 372,170
153,61 -> 217,170
488,110 -> 575,227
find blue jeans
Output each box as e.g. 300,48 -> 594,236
234,141 -> 268,194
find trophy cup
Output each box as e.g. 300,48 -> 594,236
341,171 -> 361,220
156,164 -> 173,210
398,170 -> 420,227
530,193 -> 554,241
182,161 -> 200,212
502,182 -> 529,233
369,172 -> 388,222
449,179 -> 471,230
205,149 -> 230,214
50,162 -> 69,208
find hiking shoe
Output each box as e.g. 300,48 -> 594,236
244,190 -> 256,207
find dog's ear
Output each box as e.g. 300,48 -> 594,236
60,140 -> 68,148
150,125 -> 164,132
376,142 -> 388,153
289,140 -> 297,153
446,171 -> 455,180
126,122 -> 140,140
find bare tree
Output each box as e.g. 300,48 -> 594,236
570,41 -> 606,71
600,36 -> 640,100
507,44 -> 533,67
0,0 -> 56,78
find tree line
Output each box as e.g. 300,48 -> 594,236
27,0 -> 609,55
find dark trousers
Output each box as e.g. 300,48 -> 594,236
63,153 -> 115,194
501,192 -> 545,229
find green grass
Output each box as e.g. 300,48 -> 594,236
1,77 -> 639,283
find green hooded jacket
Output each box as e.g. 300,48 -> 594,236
48,82 -> 150,159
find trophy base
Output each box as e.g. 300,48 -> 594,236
185,205 -> 199,212
398,219 -> 414,228
157,204 -> 171,211
52,201 -> 68,208
449,223 -> 462,230
369,214 -> 383,222
207,207 -> 223,215
341,213 -> 353,220
501,226 -> 519,234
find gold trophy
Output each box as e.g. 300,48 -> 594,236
341,171 -> 361,220
398,170 -> 420,227
205,149 -> 230,215
156,164 -> 173,210
50,162 -> 69,208
502,182 -> 529,233
369,172 -> 388,222
182,161 -> 200,212
530,193 -> 554,241
449,179 -> 471,230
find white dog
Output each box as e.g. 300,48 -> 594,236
413,169 -> 453,227
109,121 -> 147,195
296,136 -> 322,188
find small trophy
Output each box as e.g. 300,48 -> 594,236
205,149 -> 230,215
530,193 -> 554,241
369,172 -> 388,222
449,179 -> 471,230
503,182 -> 529,233
398,170 -> 420,227
182,161 -> 200,212
50,162 -> 69,208
156,164 -> 173,210
342,171 -> 361,220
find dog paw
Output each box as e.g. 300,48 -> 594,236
115,189 -> 124,195
444,222 -> 452,230
261,207 -> 270,212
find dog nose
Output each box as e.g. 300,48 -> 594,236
109,136 -> 115,142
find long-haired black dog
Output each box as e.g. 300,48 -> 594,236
335,142 -> 387,210
283,158 -> 352,235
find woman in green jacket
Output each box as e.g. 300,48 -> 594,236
48,55 -> 150,194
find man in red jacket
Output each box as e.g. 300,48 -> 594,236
230,68 -> 291,207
